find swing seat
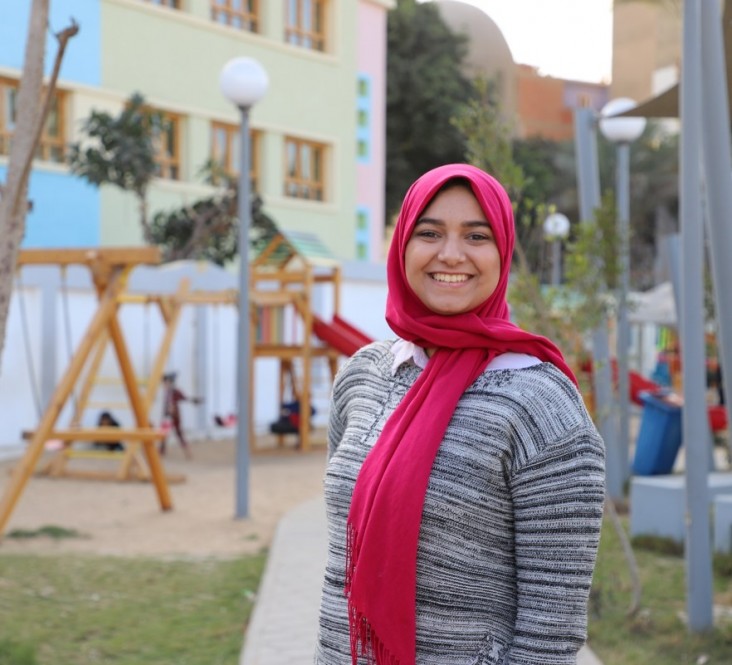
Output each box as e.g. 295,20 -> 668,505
213,414 -> 237,428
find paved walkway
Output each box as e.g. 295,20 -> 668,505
240,495 -> 603,665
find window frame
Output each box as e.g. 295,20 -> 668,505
143,0 -> 181,8
210,121 -> 261,192
211,0 -> 259,32
285,0 -> 327,52
153,110 -> 182,181
0,77 -> 67,164
284,136 -> 326,202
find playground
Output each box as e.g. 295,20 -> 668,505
0,435 -> 327,559
0,240 -> 385,543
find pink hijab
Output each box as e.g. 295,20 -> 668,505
345,164 -> 577,664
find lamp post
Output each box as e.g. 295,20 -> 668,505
542,212 -> 571,286
219,56 -> 269,519
599,97 -> 646,489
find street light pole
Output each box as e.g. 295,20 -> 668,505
543,212 -> 570,286
219,57 -> 269,519
599,98 -> 646,489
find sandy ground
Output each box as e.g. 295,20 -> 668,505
0,434 -> 328,559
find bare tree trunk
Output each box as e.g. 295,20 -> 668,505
0,2 -> 78,371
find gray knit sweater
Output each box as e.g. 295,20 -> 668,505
315,340 -> 605,665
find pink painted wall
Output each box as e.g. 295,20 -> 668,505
357,1 -> 389,261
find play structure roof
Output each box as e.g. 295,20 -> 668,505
252,229 -> 339,269
629,282 -> 677,327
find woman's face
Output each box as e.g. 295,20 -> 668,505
404,185 -> 501,316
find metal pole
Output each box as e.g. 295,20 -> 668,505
235,106 -> 251,519
616,142 -> 631,488
551,239 -> 561,286
574,106 -> 622,500
683,0 -> 713,632
701,0 -> 732,469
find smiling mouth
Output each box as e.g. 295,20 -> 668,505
430,273 -> 471,283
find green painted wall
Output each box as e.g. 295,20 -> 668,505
98,0 -> 358,259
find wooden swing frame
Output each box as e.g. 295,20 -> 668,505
32,279 -> 194,482
0,248 -> 173,537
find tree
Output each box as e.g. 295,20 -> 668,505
385,0 -> 475,219
67,93 -> 162,244
149,163 -> 280,266
0,0 -> 78,368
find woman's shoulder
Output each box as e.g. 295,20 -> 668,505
334,339 -> 395,383
475,361 -> 595,432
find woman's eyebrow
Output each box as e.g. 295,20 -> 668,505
414,218 -> 490,227
414,217 -> 443,226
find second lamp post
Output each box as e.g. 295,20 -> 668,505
599,97 -> 646,486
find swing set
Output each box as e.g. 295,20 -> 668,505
0,238 -> 373,539
0,247 -> 174,537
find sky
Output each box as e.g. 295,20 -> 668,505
426,0 -> 615,84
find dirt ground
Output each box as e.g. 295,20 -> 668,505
0,435 -> 328,559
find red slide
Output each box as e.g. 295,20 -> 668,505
312,314 -> 374,357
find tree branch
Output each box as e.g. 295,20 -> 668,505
14,19 -> 79,220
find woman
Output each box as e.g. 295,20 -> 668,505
316,164 -> 605,665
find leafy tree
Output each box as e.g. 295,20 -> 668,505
67,93 -> 161,243
385,0 -> 475,219
149,163 -> 279,266
0,1 -> 78,370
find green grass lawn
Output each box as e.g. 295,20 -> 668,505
0,551 -> 266,665
589,516 -> 732,664
4,515 -> 732,665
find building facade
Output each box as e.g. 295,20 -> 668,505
0,0 -> 394,261
516,65 -> 609,141
434,0 -> 609,142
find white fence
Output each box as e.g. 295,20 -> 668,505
0,260 -> 390,457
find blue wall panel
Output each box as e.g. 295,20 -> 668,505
0,167 -> 100,247
0,1 -> 101,85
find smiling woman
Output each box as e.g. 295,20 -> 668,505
404,181 -> 501,317
315,163 -> 606,665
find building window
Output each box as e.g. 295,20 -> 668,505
153,111 -> 182,180
284,136 -> 325,201
285,0 -> 327,52
210,121 -> 260,191
211,0 -> 258,32
356,208 -> 370,261
577,93 -> 592,108
144,0 -> 181,8
356,74 -> 371,164
0,78 -> 66,163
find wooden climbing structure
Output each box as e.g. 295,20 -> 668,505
0,247 -> 173,538
250,230 -> 373,452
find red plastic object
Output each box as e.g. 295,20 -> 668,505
708,405 -> 728,433
312,315 -> 374,357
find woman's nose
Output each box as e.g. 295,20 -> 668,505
437,237 -> 465,264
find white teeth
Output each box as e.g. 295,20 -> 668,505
432,273 -> 469,283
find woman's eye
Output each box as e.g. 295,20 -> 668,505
416,230 -> 439,239
467,233 -> 492,242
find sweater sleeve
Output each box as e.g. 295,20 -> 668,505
327,385 -> 346,461
505,428 -> 605,664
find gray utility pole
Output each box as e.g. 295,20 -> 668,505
615,142 -> 631,492
574,107 -> 622,500
701,0 -> 732,471
681,0 -> 713,632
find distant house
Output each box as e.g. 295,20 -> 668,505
434,0 -> 609,141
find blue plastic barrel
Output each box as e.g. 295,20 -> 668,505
632,390 -> 683,475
